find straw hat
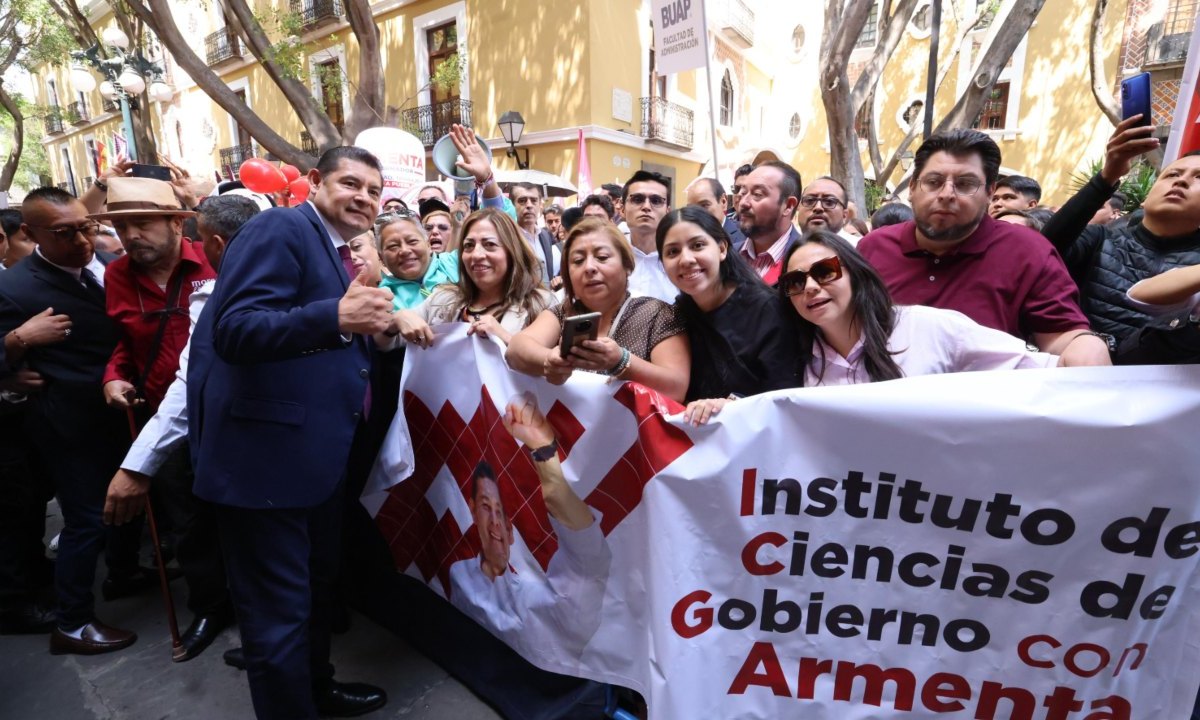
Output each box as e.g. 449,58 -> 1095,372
89,176 -> 195,219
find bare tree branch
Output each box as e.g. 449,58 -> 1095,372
0,84 -> 25,191
1090,0 -> 1121,125
850,0 -> 920,113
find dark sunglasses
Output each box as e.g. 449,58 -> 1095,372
627,193 -> 668,208
779,256 -> 843,297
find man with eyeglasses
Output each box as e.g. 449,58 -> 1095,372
737,161 -> 804,286
623,170 -> 678,302
797,176 -> 856,244
857,129 -> 1110,367
0,186 -> 139,653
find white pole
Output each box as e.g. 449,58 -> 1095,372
699,0 -> 722,182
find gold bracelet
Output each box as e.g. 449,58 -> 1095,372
9,329 -> 28,349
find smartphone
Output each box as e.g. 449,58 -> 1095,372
129,163 -> 172,182
559,312 -> 601,359
1120,73 -> 1152,127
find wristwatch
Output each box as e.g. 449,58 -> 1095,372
1077,330 -> 1117,354
529,439 -> 558,463
93,178 -> 108,191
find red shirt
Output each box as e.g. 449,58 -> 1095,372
856,215 -> 1089,339
103,238 -> 216,410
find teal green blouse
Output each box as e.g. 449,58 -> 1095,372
380,251 -> 460,310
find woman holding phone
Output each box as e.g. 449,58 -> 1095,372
656,206 -> 799,414
389,208 -> 555,346
507,219 -> 689,401
375,212 -> 458,310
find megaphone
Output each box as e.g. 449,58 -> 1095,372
432,132 -> 492,197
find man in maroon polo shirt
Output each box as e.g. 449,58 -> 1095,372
857,130 -> 1111,366
90,176 -> 227,659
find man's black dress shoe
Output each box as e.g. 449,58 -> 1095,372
0,603 -> 56,634
314,681 -> 387,718
174,610 -> 233,663
49,620 -> 136,655
223,646 -> 246,670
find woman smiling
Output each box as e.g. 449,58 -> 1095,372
507,219 -> 690,402
375,212 -> 458,310
389,208 -> 556,347
655,206 -> 799,416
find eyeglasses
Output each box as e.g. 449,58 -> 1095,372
28,222 -> 102,241
917,174 -> 985,197
627,193 -> 668,208
799,195 -> 845,210
778,256 -> 843,297
424,222 -> 452,233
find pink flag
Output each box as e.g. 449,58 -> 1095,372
576,129 -> 592,198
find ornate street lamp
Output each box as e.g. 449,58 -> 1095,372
497,110 -> 529,170
70,33 -> 172,162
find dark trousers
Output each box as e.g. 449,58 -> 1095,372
27,411 -> 126,628
156,447 -> 228,616
0,411 -> 52,608
216,480 -> 344,720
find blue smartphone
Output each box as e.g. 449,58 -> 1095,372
1120,72 -> 1152,127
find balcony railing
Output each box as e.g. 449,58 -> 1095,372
401,98 -> 472,147
205,27 -> 245,66
101,97 -> 119,113
57,180 -> 76,197
640,97 -> 694,149
219,144 -> 256,179
67,101 -> 90,125
301,130 -> 319,156
43,108 -> 65,135
290,0 -> 343,30
716,0 -> 754,48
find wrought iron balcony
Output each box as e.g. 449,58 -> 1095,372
66,101 -> 90,125
289,0 -> 343,30
205,27 -> 245,66
43,108 -> 65,135
301,130 -> 318,156
401,98 -> 472,147
219,144 -> 256,179
56,180 -> 76,197
640,97 -> 694,150
101,97 -> 119,113
716,0 -> 754,48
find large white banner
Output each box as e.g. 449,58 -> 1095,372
366,326 -> 1200,719
651,0 -> 707,75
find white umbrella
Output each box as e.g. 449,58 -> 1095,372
493,169 -> 579,198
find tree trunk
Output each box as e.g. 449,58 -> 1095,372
122,0 -> 315,169
0,84 -> 23,191
935,0 -> 1048,132
343,0 -> 386,141
1089,0 -> 1121,126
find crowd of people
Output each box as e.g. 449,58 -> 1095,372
1,109 -> 1199,720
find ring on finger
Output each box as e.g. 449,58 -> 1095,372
64,328 -> 72,337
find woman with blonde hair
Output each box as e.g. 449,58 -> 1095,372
507,218 -> 690,401
421,208 -> 459,253
389,208 -> 556,346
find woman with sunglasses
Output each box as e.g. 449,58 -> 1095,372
507,219 -> 690,402
779,230 -> 1056,387
655,207 -> 799,419
388,208 -> 556,347
375,213 -> 458,310
422,209 -> 458,253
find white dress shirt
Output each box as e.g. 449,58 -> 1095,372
35,246 -> 106,286
627,246 -> 678,304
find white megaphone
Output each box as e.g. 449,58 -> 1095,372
432,132 -> 492,197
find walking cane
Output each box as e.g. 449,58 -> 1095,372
125,407 -> 185,660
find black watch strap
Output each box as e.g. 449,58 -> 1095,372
529,439 -> 558,462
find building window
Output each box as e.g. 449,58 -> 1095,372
854,102 -> 871,139
902,99 -> 924,128
316,59 -> 344,129
973,82 -> 1010,130
788,113 -> 802,140
233,88 -> 253,147
855,2 -> 879,49
719,70 -> 733,126
792,25 -> 806,54
426,20 -> 459,105
913,3 -> 931,32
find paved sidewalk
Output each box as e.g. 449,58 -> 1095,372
0,504 -> 503,720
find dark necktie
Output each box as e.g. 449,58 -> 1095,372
337,244 -> 355,281
80,267 -> 105,303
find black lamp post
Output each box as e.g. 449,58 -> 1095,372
497,110 -> 529,170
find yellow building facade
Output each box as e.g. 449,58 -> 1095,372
31,0 -> 1176,208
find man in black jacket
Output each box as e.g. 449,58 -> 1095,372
0,187 -> 134,654
1041,116 -> 1200,346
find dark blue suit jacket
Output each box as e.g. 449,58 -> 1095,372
189,203 -> 371,509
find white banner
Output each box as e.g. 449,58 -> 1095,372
651,0 -> 707,75
366,326 -> 1200,719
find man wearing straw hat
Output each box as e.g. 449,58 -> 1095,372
90,176 -> 228,662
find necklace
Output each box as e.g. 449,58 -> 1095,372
463,301 -> 501,322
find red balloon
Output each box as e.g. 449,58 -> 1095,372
240,159 -> 288,194
288,178 -> 311,204
280,164 -> 301,183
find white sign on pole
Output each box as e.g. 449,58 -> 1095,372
651,0 -> 707,75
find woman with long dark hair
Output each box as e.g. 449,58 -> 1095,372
655,206 -> 799,422
780,230 -> 1057,386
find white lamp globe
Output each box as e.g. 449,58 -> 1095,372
102,27 -> 130,50
118,69 -> 146,95
149,82 -> 172,102
71,66 -> 97,93
99,80 -> 117,100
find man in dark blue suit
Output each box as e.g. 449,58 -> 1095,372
0,187 -> 135,653
188,147 -> 393,719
